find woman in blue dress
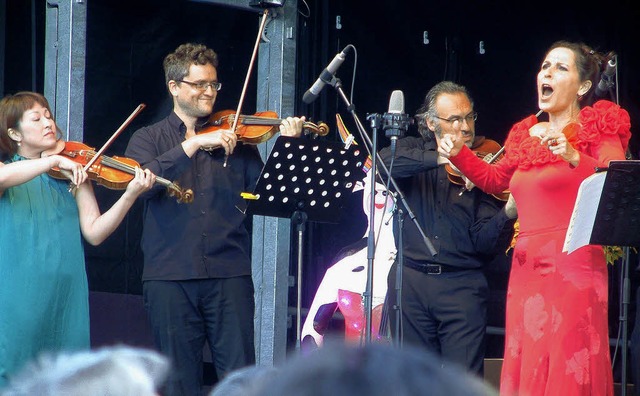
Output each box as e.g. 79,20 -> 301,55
0,92 -> 156,386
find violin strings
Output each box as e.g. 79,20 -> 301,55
62,148 -> 190,202
224,115 -> 318,133
238,115 -> 279,125
83,150 -> 175,189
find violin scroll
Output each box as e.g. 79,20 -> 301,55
309,121 -> 330,138
167,183 -> 194,204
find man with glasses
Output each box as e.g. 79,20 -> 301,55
125,43 -> 304,396
379,81 -> 517,376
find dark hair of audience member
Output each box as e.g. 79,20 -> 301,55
209,364 -> 279,396
255,342 -> 495,396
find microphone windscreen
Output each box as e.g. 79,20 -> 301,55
603,56 -> 617,78
388,90 -> 404,114
302,91 -> 317,105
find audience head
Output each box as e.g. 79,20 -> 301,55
209,364 -> 278,396
0,346 -> 169,396
255,342 -> 495,396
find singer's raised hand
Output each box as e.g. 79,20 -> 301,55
540,131 -> 580,166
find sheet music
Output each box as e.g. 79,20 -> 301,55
562,171 -> 607,254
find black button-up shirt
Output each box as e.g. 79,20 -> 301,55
125,112 -> 263,281
379,136 -> 515,269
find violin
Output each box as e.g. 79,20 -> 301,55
445,136 -> 510,201
198,110 -> 329,145
47,141 -> 194,204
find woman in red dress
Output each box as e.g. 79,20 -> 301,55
438,41 -> 631,395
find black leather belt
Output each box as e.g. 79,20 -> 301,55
404,261 -> 470,275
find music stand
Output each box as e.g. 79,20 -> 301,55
589,161 -> 640,247
590,161 -> 640,396
566,160 -> 640,395
247,136 -> 368,350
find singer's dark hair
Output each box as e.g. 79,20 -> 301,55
415,81 -> 473,141
545,40 -> 615,107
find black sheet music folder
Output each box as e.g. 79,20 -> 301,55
246,136 -> 368,223
590,160 -> 640,247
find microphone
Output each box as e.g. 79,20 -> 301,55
595,55 -> 617,97
383,90 -> 412,141
303,46 -> 350,104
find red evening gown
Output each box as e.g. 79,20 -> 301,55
450,100 -> 631,395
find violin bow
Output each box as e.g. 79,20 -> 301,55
83,103 -> 146,172
223,8 -> 271,167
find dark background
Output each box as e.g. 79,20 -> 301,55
3,0 -> 640,382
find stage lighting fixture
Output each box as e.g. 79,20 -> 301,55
249,0 -> 285,8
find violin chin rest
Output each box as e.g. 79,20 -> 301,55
42,138 -> 66,158
471,135 -> 486,149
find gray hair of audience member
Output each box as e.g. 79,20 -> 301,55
209,365 -> 279,396
0,346 -> 169,396
255,342 -> 496,396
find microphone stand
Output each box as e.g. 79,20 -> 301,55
364,112 -> 381,345
394,205 -> 404,347
620,246 -> 631,396
326,76 -> 437,344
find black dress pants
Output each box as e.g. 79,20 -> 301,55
144,277 -> 255,396
387,262 -> 488,375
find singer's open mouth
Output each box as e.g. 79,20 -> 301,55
540,84 -> 553,99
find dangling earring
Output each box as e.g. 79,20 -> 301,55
17,141 -> 21,147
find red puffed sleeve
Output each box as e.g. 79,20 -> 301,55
576,100 -> 630,168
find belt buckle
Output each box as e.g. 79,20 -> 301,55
428,264 -> 442,275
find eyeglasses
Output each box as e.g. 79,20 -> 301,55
435,112 -> 477,125
176,79 -> 222,92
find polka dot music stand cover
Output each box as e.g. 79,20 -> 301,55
246,136 -> 367,223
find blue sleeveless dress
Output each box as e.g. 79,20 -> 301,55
0,155 -> 89,387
